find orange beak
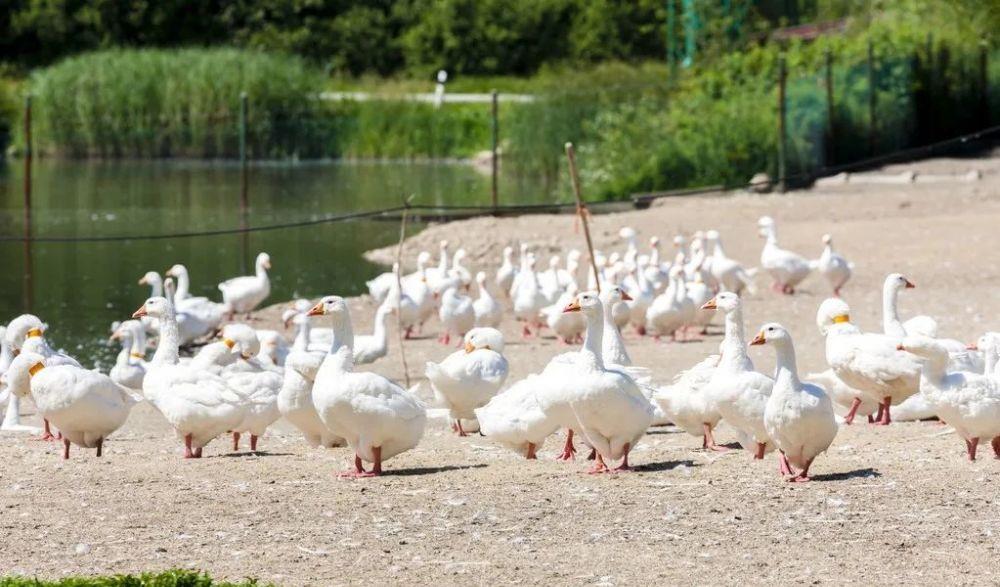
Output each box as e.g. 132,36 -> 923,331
306,302 -> 324,317
701,298 -> 717,310
562,300 -> 582,313
967,343 -> 978,350
132,305 -> 147,318
896,343 -> 905,351
620,291 -> 633,302
749,332 -> 766,346
264,260 -> 272,270
904,278 -> 915,289
464,341 -> 475,353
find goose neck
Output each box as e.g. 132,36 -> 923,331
773,341 -> 801,390
151,304 -> 180,365
328,312 -> 355,355
720,307 -> 752,370
882,282 -> 906,337
293,319 -> 311,352
581,309 -> 605,369
984,348 -> 997,376
174,270 -> 190,299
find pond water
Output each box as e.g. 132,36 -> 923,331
0,159 -> 558,369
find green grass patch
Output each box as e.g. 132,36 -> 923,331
0,570 -> 264,587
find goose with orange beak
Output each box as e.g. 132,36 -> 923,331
308,295 -> 426,477
702,292 -> 775,460
752,322 -> 838,482
534,292 -> 654,473
426,327 -> 509,437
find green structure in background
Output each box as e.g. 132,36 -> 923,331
668,0 -> 748,70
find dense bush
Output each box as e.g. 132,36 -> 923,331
23,48 -> 326,157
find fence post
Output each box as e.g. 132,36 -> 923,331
22,94 -> 33,313
491,89 -> 499,209
825,47 -> 835,167
238,92 -> 250,269
564,142 -> 601,294
867,40 -> 877,156
980,38 -> 989,125
777,55 -> 787,193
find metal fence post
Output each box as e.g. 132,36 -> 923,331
22,94 -> 33,313
238,92 -> 250,269
980,38 -> 989,125
868,40 -> 877,156
777,55 -> 787,193
491,89 -> 499,209
825,47 -> 835,167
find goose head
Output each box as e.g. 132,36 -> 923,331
822,234 -> 833,246
138,271 -> 161,287
562,291 -> 602,317
757,216 -> 776,239
281,308 -> 300,329
417,251 -> 432,269
453,248 -> 468,265
600,285 -> 632,306
164,264 -> 187,278
649,236 -> 660,249
307,295 -> 349,323
672,235 -> 686,250
5,314 -> 45,351
816,298 -> 852,335
132,296 -> 172,319
749,322 -> 790,347
475,271 -> 488,288
702,291 -> 740,313
0,351 -> 47,397
223,323 -> 260,360
256,252 -> 272,271
464,327 -> 505,354
968,332 -> 1000,353
884,273 -> 915,293
502,246 -> 513,262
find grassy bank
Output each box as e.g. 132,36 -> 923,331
0,570 -> 262,586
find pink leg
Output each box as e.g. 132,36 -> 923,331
232,431 -> 240,452
250,434 -> 258,452
193,447 -> 202,458
612,443 -> 632,472
522,324 -> 532,339
37,419 -> 57,442
703,423 -> 728,452
588,452 -> 609,474
966,437 -> 980,461
754,442 -> 766,460
636,324 -> 646,336
843,397 -> 862,425
586,448 -> 596,461
867,414 -> 875,424
789,458 -> 814,482
525,442 -> 538,460
184,434 -> 195,459
96,438 -> 103,458
557,429 -> 577,461
62,438 -> 70,460
456,420 -> 468,437
338,454 -> 369,478
877,397 -> 892,425
778,451 -> 794,476
992,437 -> 1000,459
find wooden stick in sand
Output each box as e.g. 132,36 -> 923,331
395,196 -> 414,388
564,142 -> 601,294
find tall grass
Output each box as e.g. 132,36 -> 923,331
24,48 -> 326,158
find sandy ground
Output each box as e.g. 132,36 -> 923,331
4,155 -> 1000,585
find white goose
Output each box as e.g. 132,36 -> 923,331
276,349 -> 346,448
472,271 -> 503,328
646,264 -> 694,341
109,323 -> 146,391
654,353 -> 724,450
426,327 -> 509,436
513,254 -> 545,337
221,324 -> 283,452
133,296 -> 246,458
352,302 -> 393,365
702,293 -> 775,458
164,278 -> 216,345
218,252 -> 272,318
165,264 -> 226,329
1,352 -> 136,459
706,230 -> 755,295
817,298 -> 920,425
752,323 -> 838,482
438,274 -> 475,346
757,216 -> 811,294
540,292 -> 654,473
495,246 -> 517,297
2,315 -> 50,433
541,284 -> 585,345
815,234 -> 853,296
13,316 -> 82,440
476,375 -> 560,459
898,336 -> 1000,461
308,296 -> 426,477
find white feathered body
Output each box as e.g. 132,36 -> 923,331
426,349 -> 509,421
30,366 -> 135,448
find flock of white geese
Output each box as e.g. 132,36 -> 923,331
1,215 -> 999,480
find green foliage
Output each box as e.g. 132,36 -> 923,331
0,79 -> 18,155
22,48 -> 326,157
0,570 -> 262,587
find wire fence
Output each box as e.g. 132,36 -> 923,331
6,35 -> 999,244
